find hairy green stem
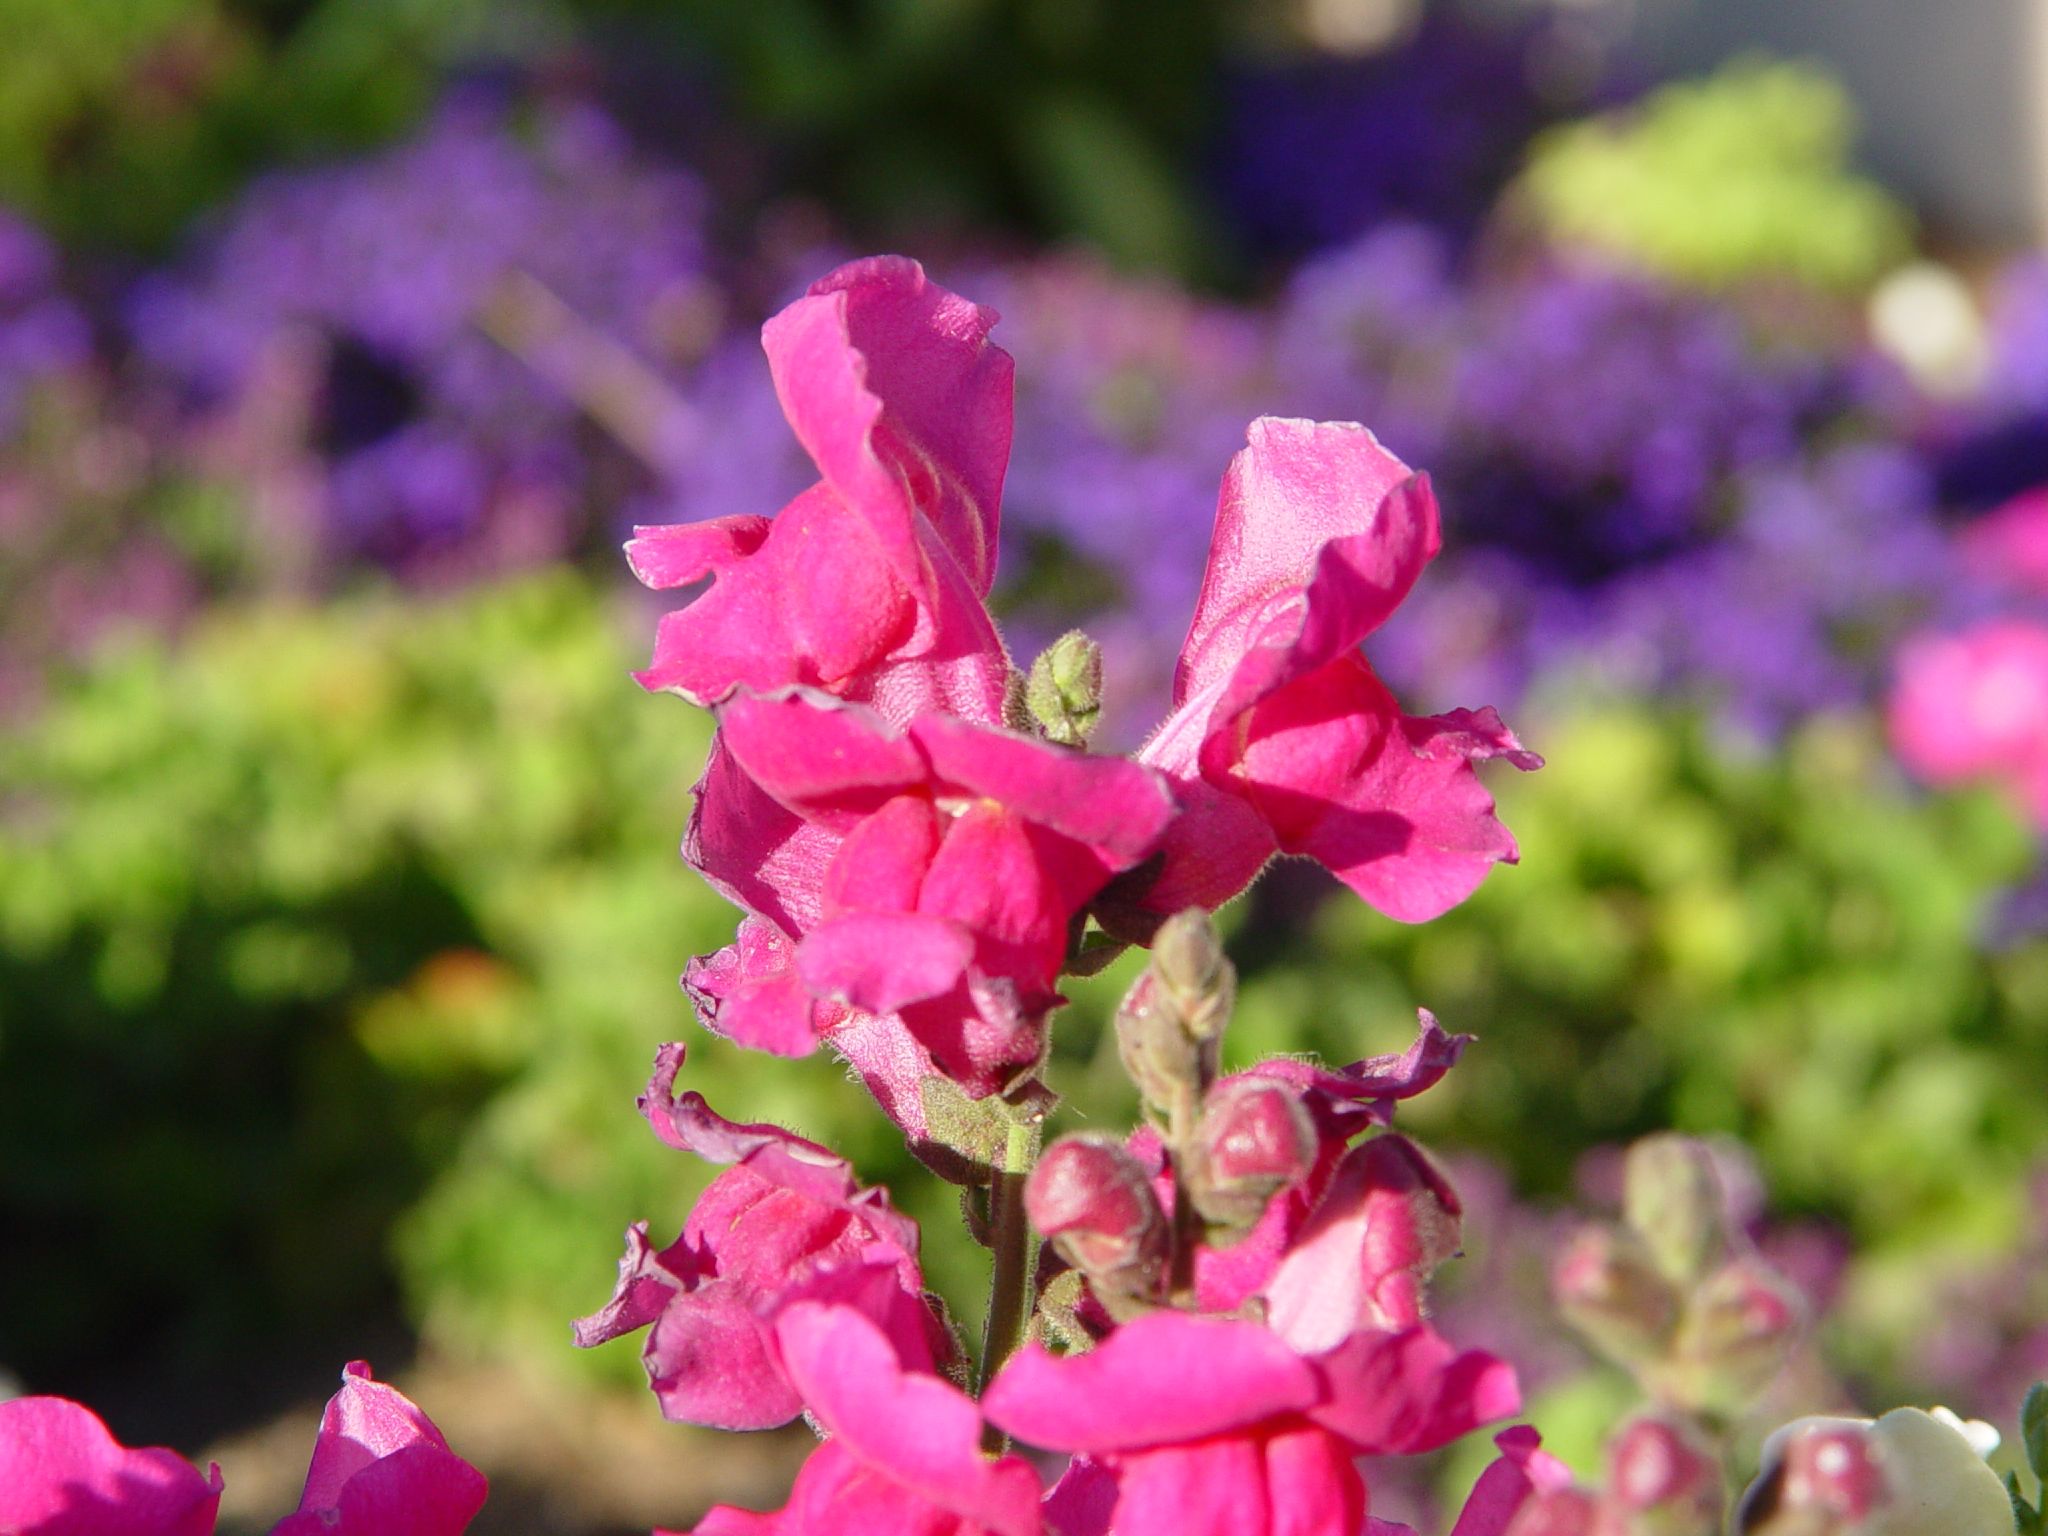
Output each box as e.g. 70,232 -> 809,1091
978,1118 -> 1040,1444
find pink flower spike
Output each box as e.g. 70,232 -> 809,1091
0,1396 -> 222,1536
678,1304 -> 1041,1536
1889,619 -> 2048,826
271,1362 -> 485,1536
1962,486 -> 2048,598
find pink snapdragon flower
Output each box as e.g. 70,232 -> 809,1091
575,1043 -> 948,1429
0,1364 -> 482,1536
676,1303 -> 1043,1536
984,1310 -> 1517,1536
1104,418 -> 1540,937
685,691 -> 1174,1092
1888,619 -> 2048,824
0,1397 -> 222,1536
271,1362 -> 488,1536
629,256 -> 1013,724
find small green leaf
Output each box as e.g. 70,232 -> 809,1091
2025,1381 -> 2048,1484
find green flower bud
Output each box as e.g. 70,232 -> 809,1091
1026,630 -> 1104,747
1624,1135 -> 1732,1287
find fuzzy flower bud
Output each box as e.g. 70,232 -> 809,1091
1624,1135 -> 1732,1287
1607,1414 -> 1723,1536
1661,1257 -> 1802,1415
1115,912 -> 1235,1116
1736,1408 -> 2012,1536
1026,1134 -> 1168,1301
1026,629 -> 1105,746
1187,1078 -> 1316,1231
1554,1224 -> 1682,1370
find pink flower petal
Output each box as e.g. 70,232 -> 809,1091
799,913 -> 976,1014
0,1397 -> 222,1536
1307,1327 -> 1520,1455
1449,1427 -> 1577,1536
1175,419 -> 1429,706
764,257 -> 1012,601
718,692 -> 928,831
684,919 -> 841,1058
774,1304 -> 1042,1536
274,1363 -> 486,1536
984,1313 -> 1320,1453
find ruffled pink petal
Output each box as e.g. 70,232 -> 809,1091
1262,1135 -> 1463,1352
910,715 -> 1177,870
774,1304 -> 1041,1536
799,913 -> 975,1014
1264,1424 -> 1371,1536
1307,1327 -> 1520,1455
1175,419 -> 1429,706
571,1221 -> 701,1350
0,1397 -> 222,1536
684,919 -> 840,1058
1226,655 -> 1529,923
1105,1439 -> 1272,1536
1243,1010 -> 1472,1137
764,257 -> 1012,601
1044,1458 -> 1119,1536
631,485 -> 917,704
718,691 -> 928,831
275,1363 -> 486,1536
984,1313 -> 1320,1453
641,1283 -> 803,1431
823,796 -> 943,914
1449,1427 -> 1577,1536
686,737 -> 839,940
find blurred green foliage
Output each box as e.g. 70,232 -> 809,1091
1520,57 -> 1913,293
0,0 -> 556,251
0,574 -> 937,1390
0,0 -> 1229,272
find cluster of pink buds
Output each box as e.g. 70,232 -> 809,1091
0,1362 -> 484,1535
571,255 -> 1548,1535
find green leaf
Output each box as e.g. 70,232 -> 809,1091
2024,1381 -> 2048,1485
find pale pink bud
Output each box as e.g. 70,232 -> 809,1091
1188,1079 -> 1315,1229
1505,1487 -> 1614,1536
1663,1257 -> 1801,1414
1027,1134 -> 1168,1298
1607,1414 -> 1723,1534
1554,1224 -> 1681,1369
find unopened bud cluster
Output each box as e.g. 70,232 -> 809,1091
1553,1134 -> 1801,1418
1034,911 -> 1318,1313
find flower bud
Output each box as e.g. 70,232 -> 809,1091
1115,913 -> 1235,1115
1624,1135 -> 1732,1287
1606,1414 -> 1722,1536
1735,1408 -> 2012,1536
1661,1257 -> 1801,1415
1026,630 -> 1104,747
1553,1224 -> 1681,1370
1026,1134 -> 1167,1301
1187,1079 -> 1316,1231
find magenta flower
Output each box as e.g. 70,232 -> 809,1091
0,1397 -> 221,1536
0,1366 -> 480,1536
271,1362 -> 487,1536
1888,619 -> 2048,825
575,1043 -> 947,1429
1962,486 -> 2048,599
685,690 -> 1174,1093
1104,418 -> 1539,935
628,257 -> 1014,724
676,1303 -> 1043,1536
984,1311 -> 1516,1536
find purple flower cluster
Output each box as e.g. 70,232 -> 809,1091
0,207 -> 91,435
132,93 -> 714,582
